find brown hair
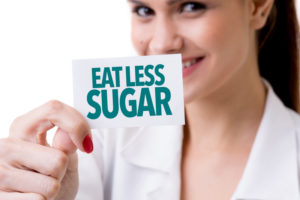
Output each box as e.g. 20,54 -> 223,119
257,0 -> 300,112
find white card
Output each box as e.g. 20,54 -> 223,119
72,54 -> 185,128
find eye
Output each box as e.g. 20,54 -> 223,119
133,6 -> 155,17
180,2 -> 207,13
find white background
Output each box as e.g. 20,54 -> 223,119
0,0 -> 135,139
0,1 -> 299,138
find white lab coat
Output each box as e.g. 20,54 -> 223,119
76,81 -> 300,200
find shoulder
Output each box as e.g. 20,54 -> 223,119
286,108 -> 300,132
286,108 -> 300,185
285,108 -> 300,161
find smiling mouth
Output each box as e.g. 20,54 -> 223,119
182,56 -> 205,69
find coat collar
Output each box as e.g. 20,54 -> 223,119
121,125 -> 183,173
232,82 -> 300,200
120,81 -> 300,200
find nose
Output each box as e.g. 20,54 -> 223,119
148,18 -> 183,55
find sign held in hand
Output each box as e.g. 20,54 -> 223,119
72,54 -> 185,128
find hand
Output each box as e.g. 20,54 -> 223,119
0,100 -> 93,200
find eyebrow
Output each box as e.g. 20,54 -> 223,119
127,0 -> 184,6
127,0 -> 147,5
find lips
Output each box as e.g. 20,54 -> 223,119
182,56 -> 205,69
182,56 -> 205,78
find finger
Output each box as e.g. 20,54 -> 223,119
0,164 -> 60,200
9,100 -> 92,153
0,191 -> 45,200
52,128 -> 77,154
54,153 -> 79,200
0,138 -> 68,181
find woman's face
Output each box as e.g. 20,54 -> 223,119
128,0 -> 255,104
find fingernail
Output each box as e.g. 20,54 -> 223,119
82,134 -> 93,153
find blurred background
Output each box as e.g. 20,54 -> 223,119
0,0 -> 299,138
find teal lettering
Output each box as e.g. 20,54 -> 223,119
155,87 -> 172,115
126,66 -> 135,87
137,88 -> 155,116
120,88 -> 137,117
101,89 -> 119,119
87,89 -> 101,119
144,65 -> 155,86
155,64 -> 165,86
102,67 -> 114,87
112,66 -> 123,87
135,65 -> 145,86
92,68 -> 101,88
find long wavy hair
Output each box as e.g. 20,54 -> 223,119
258,0 -> 299,112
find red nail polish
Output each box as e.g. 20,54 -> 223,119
83,135 -> 93,153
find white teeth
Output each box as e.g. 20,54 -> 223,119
182,58 -> 198,69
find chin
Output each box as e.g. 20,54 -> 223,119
183,80 -> 216,105
183,90 -> 199,105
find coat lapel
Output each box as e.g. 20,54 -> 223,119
119,81 -> 300,200
232,83 -> 300,200
121,125 -> 184,200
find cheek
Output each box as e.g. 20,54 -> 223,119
213,19 -> 249,70
192,18 -> 247,62
131,20 -> 151,56
181,8 -> 251,100
187,11 -> 249,76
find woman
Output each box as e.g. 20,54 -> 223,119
0,0 -> 299,199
